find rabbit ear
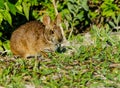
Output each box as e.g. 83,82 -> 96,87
55,13 -> 61,25
43,15 -> 51,26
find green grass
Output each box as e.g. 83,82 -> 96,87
1,26 -> 120,88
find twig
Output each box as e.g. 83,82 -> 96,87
52,0 -> 67,41
52,0 -> 58,15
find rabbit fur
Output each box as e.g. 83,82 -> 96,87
10,14 -> 63,58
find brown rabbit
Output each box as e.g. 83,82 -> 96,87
10,14 -> 63,58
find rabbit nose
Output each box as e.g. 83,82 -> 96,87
58,38 -> 63,43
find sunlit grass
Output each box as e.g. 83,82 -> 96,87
0,26 -> 120,87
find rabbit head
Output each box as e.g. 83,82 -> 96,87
42,14 -> 63,45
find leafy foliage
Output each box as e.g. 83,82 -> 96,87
0,0 -> 120,87
88,0 -> 120,27
100,0 -> 119,17
109,14 -> 120,31
60,0 -> 89,39
0,0 -> 41,51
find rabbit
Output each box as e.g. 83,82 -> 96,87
10,14 -> 64,58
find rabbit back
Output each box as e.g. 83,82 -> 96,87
10,21 -> 56,58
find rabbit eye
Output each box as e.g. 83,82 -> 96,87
50,30 -> 54,34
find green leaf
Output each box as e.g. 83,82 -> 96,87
102,10 -> 115,17
67,2 -> 74,14
3,40 -> 10,50
65,14 -> 72,21
0,32 -> 2,37
0,13 -> 3,24
68,0 -> 75,3
89,11 -> 98,19
105,24 -> 110,32
0,0 -> 5,9
117,14 -> 120,25
7,1 -> 17,15
22,2 -> 31,20
80,0 -> 89,11
109,21 -> 115,28
61,9 -> 70,15
15,0 -> 23,13
32,10 -> 39,19
0,40 -> 3,51
15,5 -> 23,13
76,11 -> 84,21
1,10 -> 12,25
30,0 -> 38,6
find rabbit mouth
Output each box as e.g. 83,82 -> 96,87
51,38 -> 58,44
51,38 -> 63,45
44,49 -> 54,52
